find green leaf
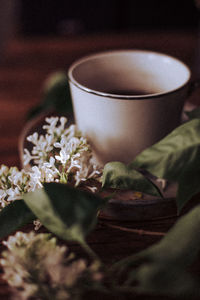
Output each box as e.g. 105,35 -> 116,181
185,106 -> 200,120
116,205 -> 200,297
131,119 -> 200,210
134,264 -> 199,297
176,163 -> 200,211
23,183 -> 107,244
28,72 -> 73,120
0,200 -> 35,239
102,161 -> 162,197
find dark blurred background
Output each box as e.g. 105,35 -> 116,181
19,0 -> 199,37
1,0 -> 199,46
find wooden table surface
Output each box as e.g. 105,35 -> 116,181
0,30 -> 200,299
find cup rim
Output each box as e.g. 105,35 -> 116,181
68,49 -> 191,100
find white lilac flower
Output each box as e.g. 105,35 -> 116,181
0,166 -> 43,209
86,186 -> 98,193
42,157 -> 59,181
0,189 -> 8,207
26,132 -> 38,145
0,231 -> 102,300
42,116 -> 59,134
0,117 -> 102,210
7,187 -> 21,201
64,124 -> 78,140
43,156 -> 55,168
55,116 -> 68,136
0,165 -> 9,176
24,116 -> 102,187
55,148 -> 70,164
28,166 -> 43,189
33,219 -> 42,231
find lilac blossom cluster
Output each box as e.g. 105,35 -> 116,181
0,117 -> 101,210
1,231 -> 102,300
24,116 -> 101,187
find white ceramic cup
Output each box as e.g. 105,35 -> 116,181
68,50 -> 191,165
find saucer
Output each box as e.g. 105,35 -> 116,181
19,109 -> 191,221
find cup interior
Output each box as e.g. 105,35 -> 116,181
68,50 -> 191,98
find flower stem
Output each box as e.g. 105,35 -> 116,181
81,241 -> 100,263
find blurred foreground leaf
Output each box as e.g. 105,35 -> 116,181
0,201 -> 35,239
114,205 -> 200,298
24,183 -> 107,245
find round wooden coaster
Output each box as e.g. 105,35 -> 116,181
99,183 -> 177,221
19,113 -> 178,221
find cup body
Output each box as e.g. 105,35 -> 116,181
68,50 -> 191,165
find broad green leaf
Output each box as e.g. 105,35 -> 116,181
102,161 -> 162,197
0,200 -> 35,239
131,119 -> 200,180
115,205 -> 200,297
28,72 -> 73,120
176,163 -> 200,211
131,119 -> 200,210
23,183 -> 107,244
138,205 -> 200,266
134,264 -> 199,297
185,106 -> 200,120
